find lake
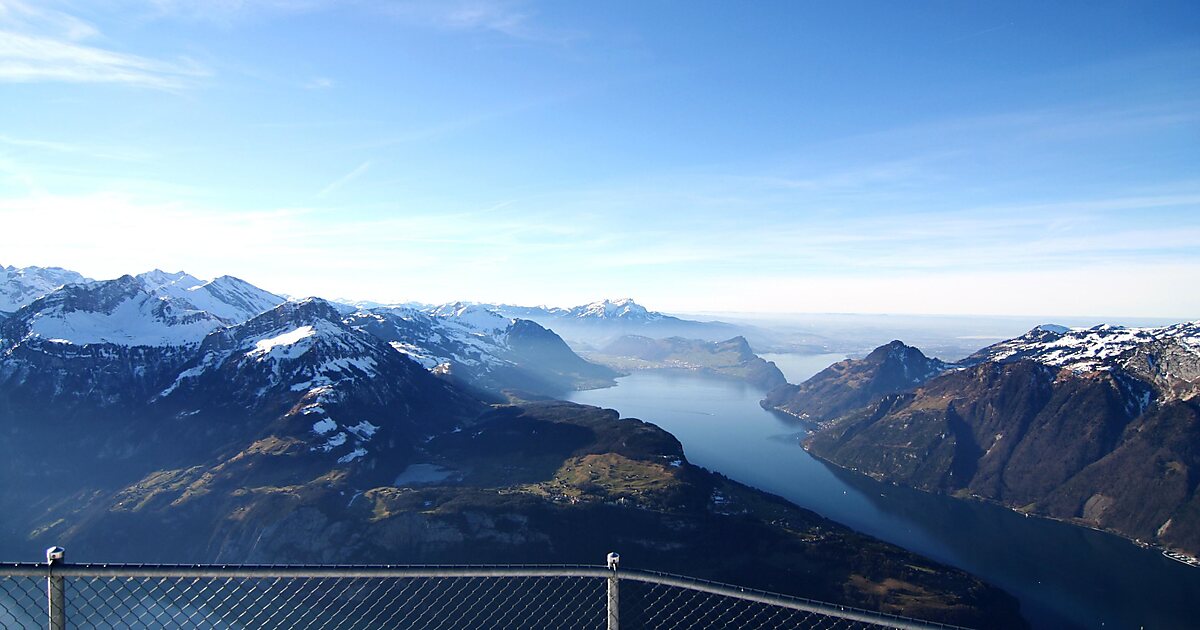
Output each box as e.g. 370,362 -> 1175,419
566,361 -> 1200,629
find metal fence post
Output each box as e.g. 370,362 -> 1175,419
606,552 -> 619,630
45,546 -> 66,630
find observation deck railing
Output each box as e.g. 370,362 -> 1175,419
0,548 -> 968,629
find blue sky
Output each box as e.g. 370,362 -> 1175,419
1,1 -> 1197,317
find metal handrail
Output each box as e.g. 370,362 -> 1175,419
0,557 -> 968,630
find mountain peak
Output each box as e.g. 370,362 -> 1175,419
764,340 -> 949,424
3,270 -> 286,348
268,297 -> 343,324
0,264 -> 91,312
866,339 -> 924,362
7,275 -> 226,347
573,297 -> 660,321
136,269 -> 203,292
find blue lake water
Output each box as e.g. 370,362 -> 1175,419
567,361 -> 1200,629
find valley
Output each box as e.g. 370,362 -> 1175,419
3,263 -> 1199,628
570,368 -> 1200,629
0,265 -> 1025,627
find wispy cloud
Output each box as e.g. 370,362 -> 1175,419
0,0 -> 208,89
377,0 -> 580,44
744,152 -> 958,192
0,134 -> 151,161
302,76 -> 333,89
141,0 -> 329,24
139,0 -> 578,44
318,161 -> 372,197
0,0 -> 97,39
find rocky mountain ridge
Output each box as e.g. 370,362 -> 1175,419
0,266 -> 614,399
587,334 -> 787,390
765,322 -> 1200,554
762,340 -> 951,424
346,304 -> 619,397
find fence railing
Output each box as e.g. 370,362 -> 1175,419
0,547 -> 966,629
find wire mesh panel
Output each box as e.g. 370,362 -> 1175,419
0,576 -> 46,629
0,564 -> 957,630
620,578 -> 901,630
1,574 -> 605,630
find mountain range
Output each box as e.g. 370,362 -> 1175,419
345,302 -> 619,397
0,264 -> 1025,626
486,298 -> 749,347
764,322 -> 1200,555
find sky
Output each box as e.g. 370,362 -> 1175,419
0,1 -> 1198,318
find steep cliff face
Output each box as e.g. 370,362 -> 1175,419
796,323 -> 1200,554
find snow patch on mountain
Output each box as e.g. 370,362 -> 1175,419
973,321 -> 1200,372
247,325 -> 316,359
157,352 -> 220,397
320,432 -> 348,450
389,341 -> 440,369
337,447 -> 367,463
346,420 -> 379,440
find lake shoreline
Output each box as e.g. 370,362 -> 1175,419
567,366 -> 1200,630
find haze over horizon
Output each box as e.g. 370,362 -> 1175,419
1,1 -> 1197,317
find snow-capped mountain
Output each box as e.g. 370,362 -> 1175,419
347,303 -> 618,396
0,264 -> 90,312
158,298 -> 482,466
967,321 -> 1200,375
2,274 -> 229,348
1,291 -> 483,477
425,302 -> 512,333
567,298 -> 665,322
491,298 -> 668,323
1,268 -> 284,350
0,272 -> 290,412
0,267 -> 613,409
485,298 -> 744,347
0,293 -> 486,563
136,270 -> 285,325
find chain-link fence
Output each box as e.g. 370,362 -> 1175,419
0,552 -> 964,629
